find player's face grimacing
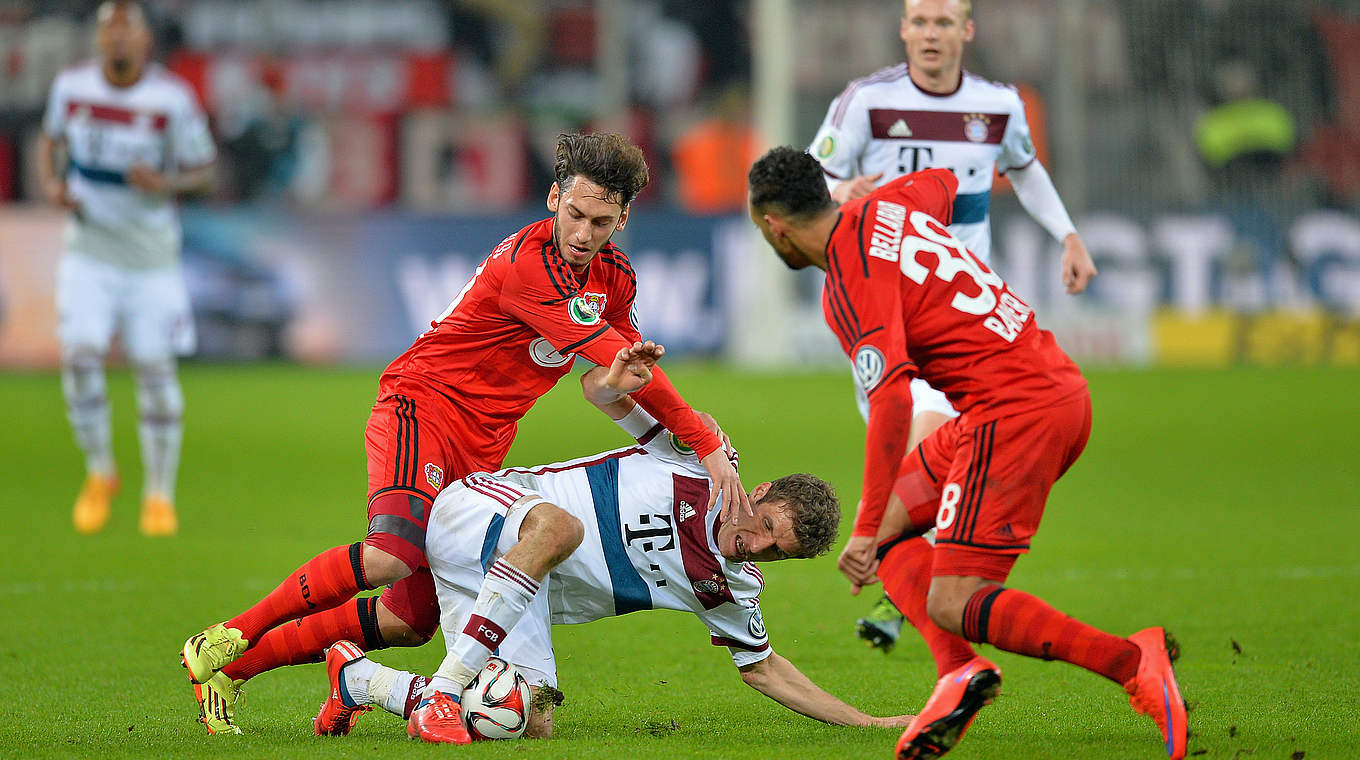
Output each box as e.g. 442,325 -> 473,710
547,176 -> 629,271
716,483 -> 800,563
900,0 -> 974,82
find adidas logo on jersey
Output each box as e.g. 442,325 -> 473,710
887,119 -> 913,138
678,500 -> 696,522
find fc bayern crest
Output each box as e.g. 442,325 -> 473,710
962,113 -> 991,143
693,578 -> 723,596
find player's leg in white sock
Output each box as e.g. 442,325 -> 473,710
342,658 -> 428,717
430,557 -> 541,694
62,350 -> 115,477
428,503 -> 583,696
133,359 -> 184,501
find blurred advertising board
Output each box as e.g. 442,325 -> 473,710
1,206 -> 1357,368
180,208 -> 738,363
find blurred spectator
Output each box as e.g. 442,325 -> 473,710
1300,10 -> 1360,208
1194,59 -> 1296,202
670,85 -> 757,214
215,63 -> 303,202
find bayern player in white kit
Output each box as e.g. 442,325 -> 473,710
310,349 -> 911,743
37,1 -> 215,536
807,0 -> 1097,650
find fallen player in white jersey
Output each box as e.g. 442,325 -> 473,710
312,351 -> 912,742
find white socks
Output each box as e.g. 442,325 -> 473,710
432,558 -> 540,693
133,361 -> 183,501
62,355 -> 114,477
342,657 -> 426,718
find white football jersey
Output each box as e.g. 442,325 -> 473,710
809,63 -> 1035,263
462,432 -> 770,667
42,61 -> 215,269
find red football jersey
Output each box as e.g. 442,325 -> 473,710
823,169 -> 1087,536
379,217 -> 720,474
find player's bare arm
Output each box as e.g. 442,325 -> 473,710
580,342 -> 664,415
738,652 -> 912,727
36,134 -> 78,210
127,161 -> 215,197
1059,232 -> 1097,294
830,172 -> 884,205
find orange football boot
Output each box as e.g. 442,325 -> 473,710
896,655 -> 1002,759
314,640 -> 373,736
72,473 -> 119,534
408,690 -> 471,744
139,494 -> 177,536
1124,627 -> 1188,760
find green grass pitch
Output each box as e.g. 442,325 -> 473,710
1,363 -> 1356,759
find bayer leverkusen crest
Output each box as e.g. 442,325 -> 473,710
568,292 -> 607,326
582,292 -> 607,316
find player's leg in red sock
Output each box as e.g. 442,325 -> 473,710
225,542 -> 374,644
878,535 -> 977,677
958,583 -> 1140,685
928,548 -> 1140,686
222,597 -> 386,681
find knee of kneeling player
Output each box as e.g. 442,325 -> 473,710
524,685 -> 561,739
525,707 -> 555,739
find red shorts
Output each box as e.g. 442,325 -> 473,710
364,393 -> 474,572
893,392 -> 1092,581
364,392 -> 482,635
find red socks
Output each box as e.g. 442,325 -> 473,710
227,543 -> 369,644
221,597 -> 383,682
878,536 -> 977,677
961,585 -> 1140,685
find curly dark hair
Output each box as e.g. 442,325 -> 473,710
747,146 -> 835,220
760,473 -> 841,558
554,132 -> 650,208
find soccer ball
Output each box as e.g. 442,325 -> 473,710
460,656 -> 532,740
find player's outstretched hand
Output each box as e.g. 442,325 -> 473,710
830,172 -> 884,205
602,340 -> 664,395
837,534 -> 879,594
703,449 -> 751,523
1060,232 -> 1098,294
865,714 -> 915,729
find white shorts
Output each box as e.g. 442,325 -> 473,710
854,372 -> 960,423
909,377 -> 959,419
57,250 -> 195,363
426,474 -> 559,689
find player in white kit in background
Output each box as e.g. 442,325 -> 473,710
807,0 -> 1098,650
36,1 -> 216,536
310,349 -> 911,743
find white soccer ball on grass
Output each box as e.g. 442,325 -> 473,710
460,656 -> 532,740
